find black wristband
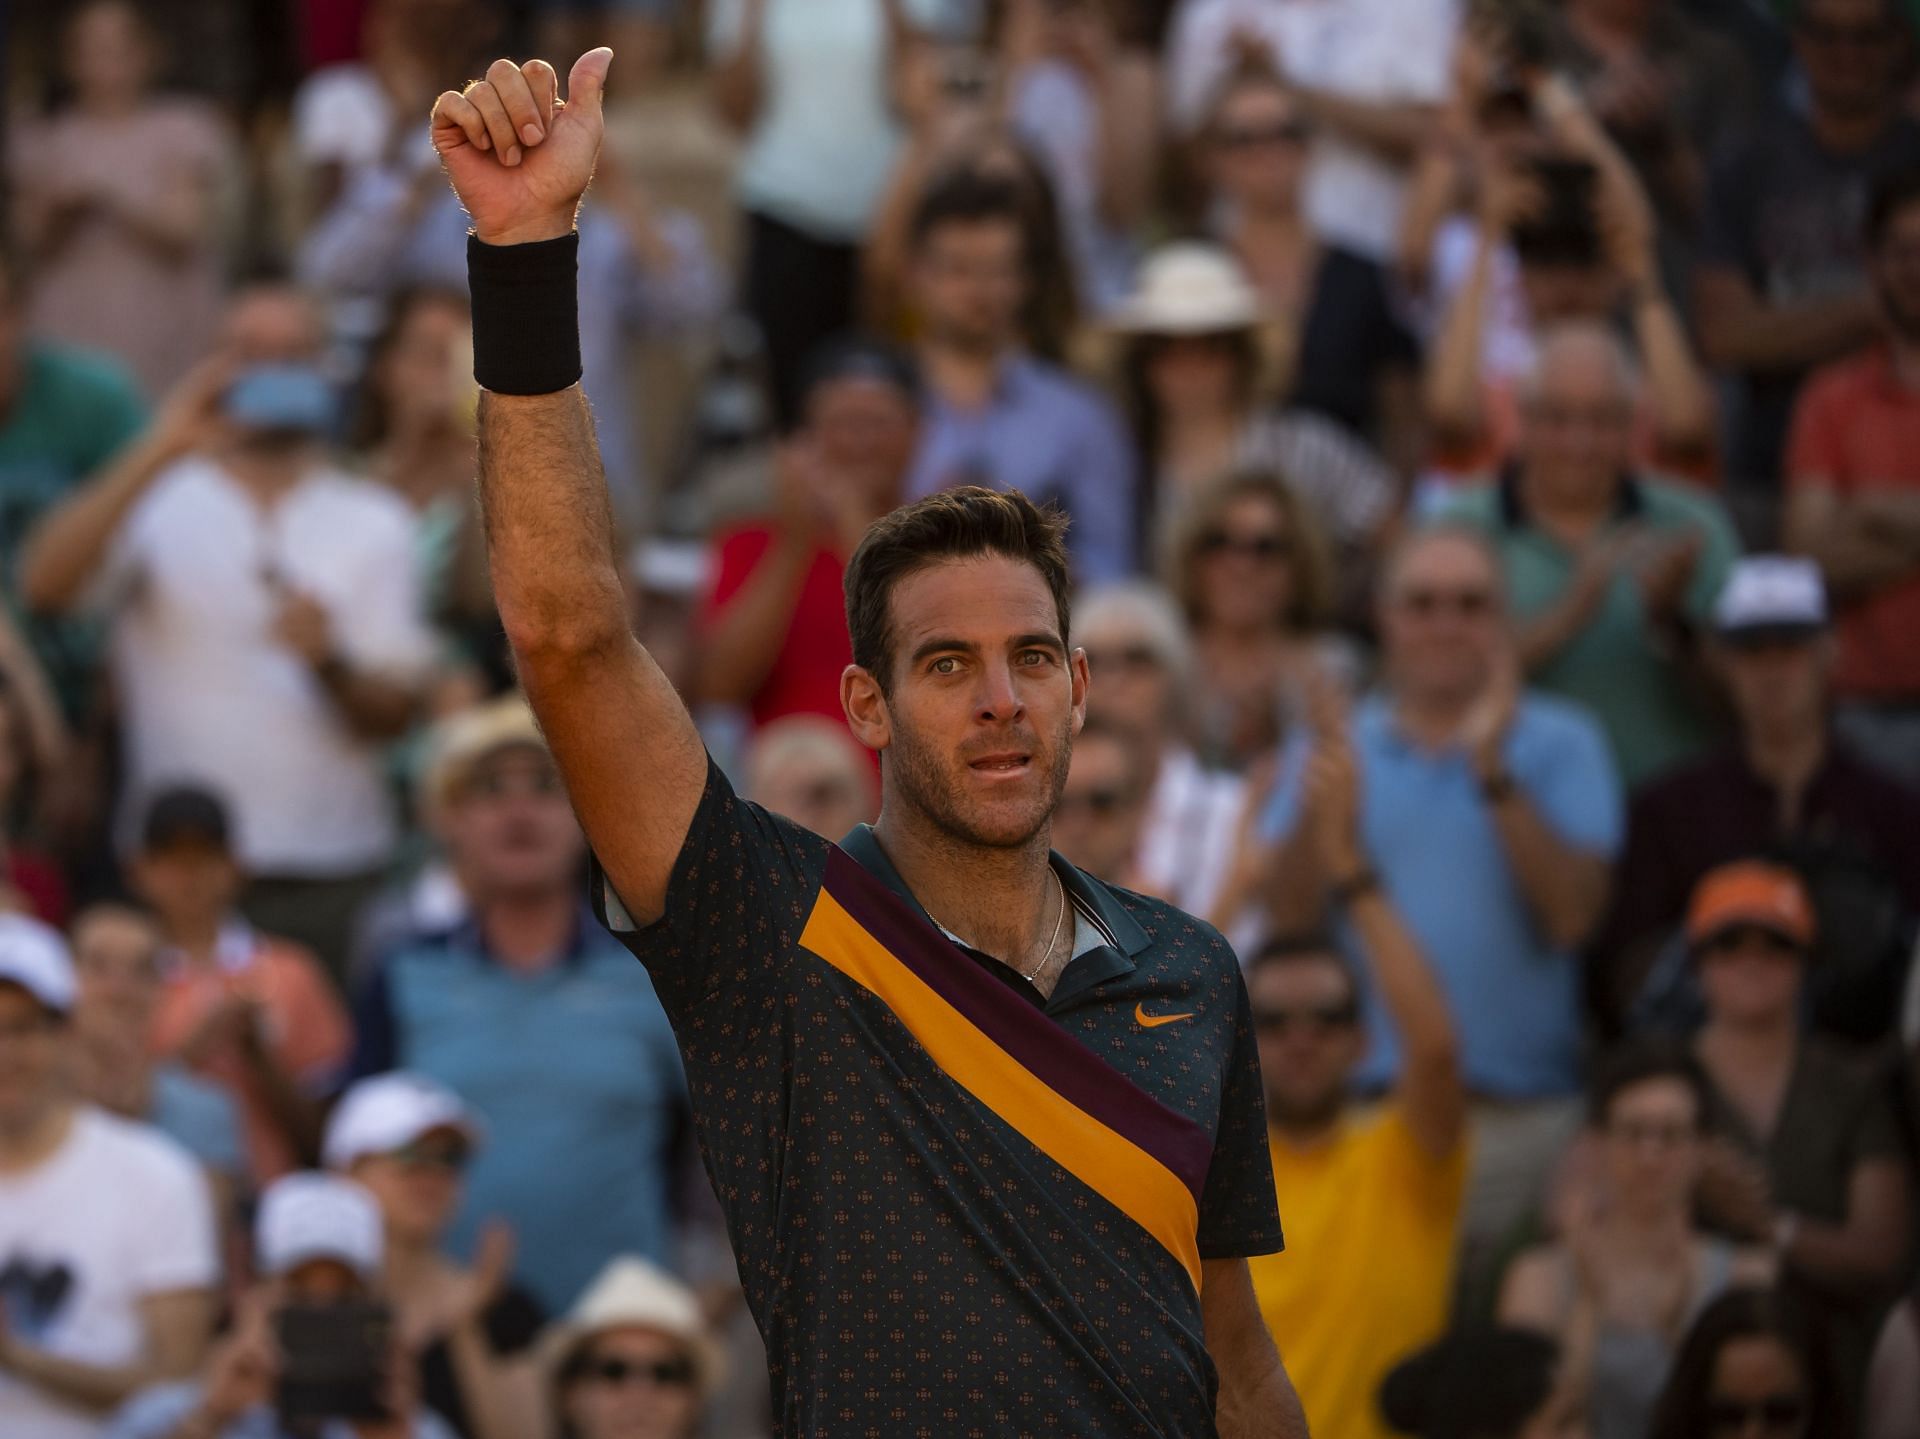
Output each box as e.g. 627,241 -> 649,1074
467,232 -> 582,396
1480,768 -> 1518,806
1329,868 -> 1381,908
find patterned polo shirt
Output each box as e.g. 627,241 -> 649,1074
595,760 -> 1282,1438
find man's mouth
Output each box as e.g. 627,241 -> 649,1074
968,752 -> 1032,775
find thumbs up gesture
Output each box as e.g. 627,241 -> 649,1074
431,48 -> 613,247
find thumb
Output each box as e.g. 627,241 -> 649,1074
567,47 -> 614,117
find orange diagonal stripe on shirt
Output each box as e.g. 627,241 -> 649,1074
799,890 -> 1204,1292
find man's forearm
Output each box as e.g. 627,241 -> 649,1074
1487,792 -> 1611,951
1217,1358 -> 1310,1439
20,427 -> 183,614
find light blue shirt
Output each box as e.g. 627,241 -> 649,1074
107,1384 -> 456,1439
1262,692 -> 1622,1098
905,356 -> 1139,583
148,1065 -> 245,1183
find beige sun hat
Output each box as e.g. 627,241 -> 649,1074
422,697 -> 548,810
1111,243 -> 1267,335
541,1257 -> 724,1400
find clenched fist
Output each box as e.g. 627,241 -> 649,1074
431,48 -> 612,247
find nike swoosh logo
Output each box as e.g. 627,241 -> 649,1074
1135,1003 -> 1194,1028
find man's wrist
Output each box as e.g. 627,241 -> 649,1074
1478,764 -> 1518,805
467,231 -> 583,395
472,211 -> 579,248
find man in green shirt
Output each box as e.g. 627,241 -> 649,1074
0,258 -> 147,713
1440,322 -> 1741,788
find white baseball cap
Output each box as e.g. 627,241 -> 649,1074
1714,556 -> 1829,643
0,914 -> 76,1016
255,1173 -> 385,1279
322,1072 -> 484,1171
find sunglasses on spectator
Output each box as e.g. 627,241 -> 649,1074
465,765 -> 564,800
1215,120 -> 1312,149
0,1012 -> 59,1043
1059,786 -> 1133,818
1396,587 -> 1495,618
1605,1118 -> 1698,1150
578,1354 -> 697,1390
389,1137 -> 471,1172
1253,1003 -> 1358,1036
1796,16 -> 1891,46
1197,530 -> 1291,562
1696,926 -> 1804,961
1705,1395 -> 1807,1434
1085,644 -> 1163,674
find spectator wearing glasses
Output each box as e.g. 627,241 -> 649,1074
1695,0 -> 1920,538
1500,1044 -> 1774,1439
543,1258 -> 720,1439
1242,715 -> 1467,1439
325,1073 -> 544,1439
0,914 -> 219,1439
346,699 -> 686,1312
901,169 -> 1139,583
1593,556 -> 1920,1040
1048,718 -> 1149,891
1165,468 -> 1355,774
1261,526 -> 1621,1280
1785,164 -> 1920,789
1072,584 -> 1248,926
1686,861 -> 1911,1407
1650,1288 -> 1848,1439
1112,243 -> 1399,591
1439,321 -> 1741,787
742,715 -> 878,843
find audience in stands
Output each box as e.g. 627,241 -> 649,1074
544,1257 -> 719,1439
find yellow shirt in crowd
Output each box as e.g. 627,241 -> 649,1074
1249,1105 -> 1468,1439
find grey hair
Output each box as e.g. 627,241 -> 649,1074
1516,319 -> 1642,409
1072,582 -> 1194,681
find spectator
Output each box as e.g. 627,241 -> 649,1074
1421,75 -> 1718,489
323,1073 -> 544,1439
695,338 -> 919,729
1243,722 -> 1467,1439
1193,66 -> 1318,343
709,0 -> 952,423
0,253 -> 146,716
1165,468 -> 1353,772
1073,584 -> 1250,925
347,700 -> 686,1312
1049,718 -> 1149,888
1377,1327 -> 1578,1439
0,627 -> 73,926
999,0 -> 1157,315
1868,1295 -> 1920,1439
1500,1044 -> 1773,1439
1785,165 -> 1920,788
1650,1287 -> 1850,1439
0,914 -> 218,1438
1261,526 -> 1620,1280
1438,322 -> 1741,787
67,900 -> 246,1193
543,1258 -> 720,1439
9,0 -> 232,402
1695,0 -> 1920,539
1687,861 -> 1912,1405
742,715 -> 878,843
900,169 -> 1139,582
20,282 -> 437,976
138,787 -> 350,1187
1594,556 -> 1920,1039
105,1172 -> 457,1439
1113,243 -> 1399,581
1166,0 -> 1459,438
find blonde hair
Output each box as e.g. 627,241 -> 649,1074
1165,468 -> 1334,634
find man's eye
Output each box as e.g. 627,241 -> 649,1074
932,657 -> 958,675
1018,650 -> 1050,666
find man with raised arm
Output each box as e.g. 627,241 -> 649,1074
430,49 -> 1306,1439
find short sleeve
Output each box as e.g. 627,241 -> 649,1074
1511,702 -> 1624,857
1197,965 -> 1285,1259
698,525 -> 776,632
1785,368 -> 1851,494
128,1137 -> 219,1296
1368,1104 -> 1469,1213
591,757 -> 832,1015
79,365 -> 148,477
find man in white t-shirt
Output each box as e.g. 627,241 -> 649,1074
20,284 -> 436,981
1167,0 -> 1461,435
0,915 -> 219,1439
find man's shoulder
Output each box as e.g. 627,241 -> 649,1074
1429,481 -> 1502,527
1635,473 -> 1738,534
23,343 -> 143,414
65,1105 -> 206,1189
1010,357 -> 1121,422
1513,691 -> 1611,756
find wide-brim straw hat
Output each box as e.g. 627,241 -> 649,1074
1110,243 -> 1268,335
539,1257 -> 725,1400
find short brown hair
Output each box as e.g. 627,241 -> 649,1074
843,487 -> 1073,691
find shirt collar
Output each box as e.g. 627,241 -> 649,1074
1497,462 -> 1646,531
158,918 -> 258,981
449,899 -> 600,969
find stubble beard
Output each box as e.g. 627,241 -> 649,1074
885,713 -> 1075,855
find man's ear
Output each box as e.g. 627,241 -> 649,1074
1069,647 -> 1090,738
842,665 -> 891,754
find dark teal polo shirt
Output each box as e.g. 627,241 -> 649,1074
595,760 -> 1281,1438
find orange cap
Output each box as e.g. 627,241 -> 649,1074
1685,861 -> 1815,950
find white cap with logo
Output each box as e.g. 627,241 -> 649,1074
323,1072 -> 484,1171
1714,555 -> 1829,641
255,1173 -> 385,1280
0,914 -> 76,1016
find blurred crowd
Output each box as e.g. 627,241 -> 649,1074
1,0 -> 1920,1437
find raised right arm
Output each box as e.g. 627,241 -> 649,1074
437,50 -> 707,924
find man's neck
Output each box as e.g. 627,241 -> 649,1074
221,445 -> 314,505
1700,1012 -> 1798,1071
0,1099 -> 75,1175
871,807 -> 1056,972
1271,1110 -> 1344,1151
478,888 -> 578,972
384,1235 -> 446,1293
1743,722 -> 1826,827
1517,464 -> 1616,540
1393,686 -> 1476,750
169,914 -> 226,962
1161,401 -> 1242,455
1812,101 -> 1895,157
920,339 -> 1010,412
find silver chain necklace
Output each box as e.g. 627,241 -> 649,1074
934,868 -> 1068,984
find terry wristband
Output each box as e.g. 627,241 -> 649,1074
467,231 -> 582,395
